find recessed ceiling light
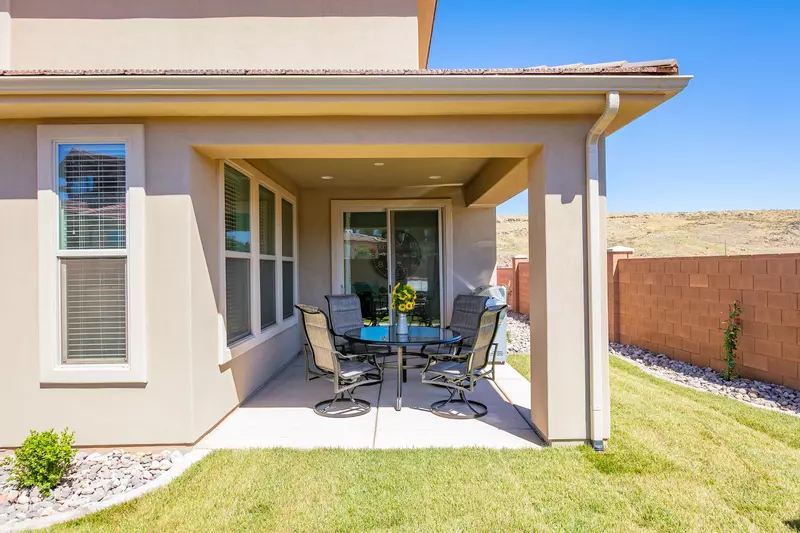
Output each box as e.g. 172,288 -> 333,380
373,162 -> 385,167
321,175 -> 334,180
428,175 -> 442,180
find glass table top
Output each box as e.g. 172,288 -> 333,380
343,326 -> 462,346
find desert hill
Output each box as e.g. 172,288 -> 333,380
497,210 -> 800,266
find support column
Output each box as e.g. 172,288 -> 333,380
527,137 -> 610,446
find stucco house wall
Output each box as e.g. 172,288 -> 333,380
0,120 -> 196,446
0,113 -> 615,447
4,0 -> 422,70
0,116 -> 506,447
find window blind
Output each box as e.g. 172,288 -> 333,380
282,260 -> 294,319
259,186 -> 276,255
57,144 -> 126,251
61,258 -> 127,362
281,199 -> 294,257
226,257 -> 251,344
224,165 -> 250,253
260,260 -> 276,329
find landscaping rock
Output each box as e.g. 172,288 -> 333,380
506,311 -> 530,354
0,448 -> 181,528
610,342 -> 800,417
506,313 -> 800,417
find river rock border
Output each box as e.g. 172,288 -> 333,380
611,342 -> 800,416
0,449 -> 210,532
506,311 -> 530,355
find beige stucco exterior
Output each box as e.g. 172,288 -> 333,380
4,0 -> 424,70
0,114 -> 612,447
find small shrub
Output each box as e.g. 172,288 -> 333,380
11,428 -> 76,495
720,301 -> 742,381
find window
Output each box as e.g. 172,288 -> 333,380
259,186 -> 277,330
281,199 -> 295,318
221,161 -> 297,356
57,143 -> 128,364
38,125 -> 146,384
223,165 -> 252,344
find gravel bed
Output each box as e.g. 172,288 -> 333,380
611,342 -> 800,416
0,450 -> 182,528
506,311 -> 530,354
506,313 -> 799,416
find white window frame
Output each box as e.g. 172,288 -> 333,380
37,125 -> 146,384
218,159 -> 298,363
330,199 -> 455,326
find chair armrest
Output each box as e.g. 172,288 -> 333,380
337,352 -> 366,360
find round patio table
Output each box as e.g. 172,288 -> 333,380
343,326 -> 462,411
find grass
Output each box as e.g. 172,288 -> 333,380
48,356 -> 800,532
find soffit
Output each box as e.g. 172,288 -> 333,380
249,157 -> 488,189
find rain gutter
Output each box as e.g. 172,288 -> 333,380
586,91 -> 620,452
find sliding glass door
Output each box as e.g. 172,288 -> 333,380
342,210 -> 390,325
390,210 -> 441,326
336,205 -> 445,327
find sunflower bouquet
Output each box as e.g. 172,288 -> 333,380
392,282 -> 417,314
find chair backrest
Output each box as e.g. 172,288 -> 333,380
449,294 -> 489,343
296,304 -> 337,373
325,294 -> 365,336
470,305 -> 507,371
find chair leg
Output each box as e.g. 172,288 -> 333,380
314,390 -> 371,418
430,387 -> 488,419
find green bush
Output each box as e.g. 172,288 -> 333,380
11,428 -> 76,495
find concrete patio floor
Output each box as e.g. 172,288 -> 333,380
197,356 -> 543,450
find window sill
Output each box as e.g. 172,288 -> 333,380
221,315 -> 298,364
39,362 -> 147,385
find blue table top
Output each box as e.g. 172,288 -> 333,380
343,326 -> 462,346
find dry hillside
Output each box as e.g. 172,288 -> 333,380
497,210 -> 800,266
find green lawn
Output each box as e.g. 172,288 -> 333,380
49,356 -> 800,533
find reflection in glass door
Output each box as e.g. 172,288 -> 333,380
340,208 -> 443,327
390,210 -> 441,326
342,211 -> 390,325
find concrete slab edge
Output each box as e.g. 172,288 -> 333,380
2,449 -> 212,532
491,365 -> 550,445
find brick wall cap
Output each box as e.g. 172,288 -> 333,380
513,254 -> 529,259
608,246 -> 635,252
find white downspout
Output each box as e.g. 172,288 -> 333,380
586,91 -> 619,452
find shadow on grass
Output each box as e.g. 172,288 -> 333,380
580,444 -> 677,475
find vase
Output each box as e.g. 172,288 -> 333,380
397,312 -> 409,335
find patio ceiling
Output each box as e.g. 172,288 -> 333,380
248,157 -> 490,188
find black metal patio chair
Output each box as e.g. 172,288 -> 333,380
296,304 -> 383,418
418,294 -> 489,358
421,304 -> 506,419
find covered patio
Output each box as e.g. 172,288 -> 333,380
197,357 -> 541,449
0,66 -> 690,449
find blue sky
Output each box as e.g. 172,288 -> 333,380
428,0 -> 800,215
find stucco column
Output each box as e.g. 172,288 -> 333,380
527,139 -> 610,446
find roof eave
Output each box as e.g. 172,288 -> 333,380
0,74 -> 693,96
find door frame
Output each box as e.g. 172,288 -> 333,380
330,199 -> 454,325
